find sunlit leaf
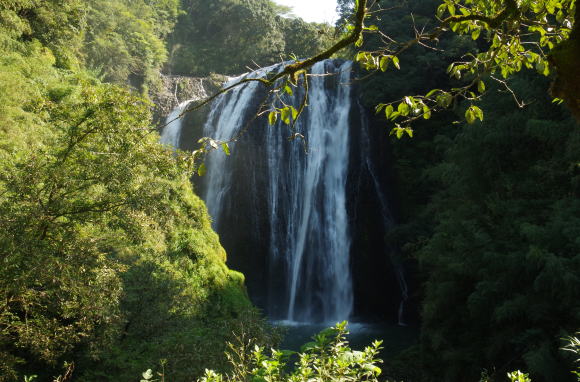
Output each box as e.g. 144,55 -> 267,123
268,110 -> 278,125
221,142 -> 230,156
392,56 -> 400,70
197,162 -> 207,176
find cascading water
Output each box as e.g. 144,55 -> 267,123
160,100 -> 193,148
201,60 -> 354,323
275,61 -> 353,322
200,67 -> 273,229
163,59 -> 411,326
160,80 -> 209,148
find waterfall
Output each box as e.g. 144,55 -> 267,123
165,59 -> 411,325
160,100 -> 192,148
279,60 -> 353,322
201,60 -> 354,323
200,66 -> 274,229
160,79 -> 209,149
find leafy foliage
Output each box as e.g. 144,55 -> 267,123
340,0 -> 577,132
0,2 -> 275,380
167,0 -> 284,75
198,322 -> 384,382
166,0 -> 334,76
0,0 -> 84,68
82,0 -> 180,92
280,18 -> 335,60
385,69 -> 580,380
330,2 -> 580,380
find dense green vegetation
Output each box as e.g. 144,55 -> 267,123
82,0 -> 180,92
197,322 -> 384,382
338,0 -> 576,133
334,0 -> 580,380
0,1 -> 282,380
166,0 -> 334,75
1,0 -> 578,381
416,74 -> 579,381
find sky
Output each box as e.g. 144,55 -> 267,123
273,0 -> 338,24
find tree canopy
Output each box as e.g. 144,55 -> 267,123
0,1 -> 277,380
327,1 -> 579,380
166,0 -> 334,76
344,0 -> 578,130
0,0 -> 578,380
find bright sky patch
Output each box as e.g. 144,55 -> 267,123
273,0 -> 338,24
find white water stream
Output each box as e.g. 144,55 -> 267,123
202,60 -> 354,322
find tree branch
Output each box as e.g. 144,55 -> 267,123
159,0 -> 369,131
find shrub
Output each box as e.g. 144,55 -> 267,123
197,321 -> 383,382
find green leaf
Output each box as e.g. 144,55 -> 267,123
385,104 -> 394,119
471,28 -> 481,40
284,85 -> 293,96
379,56 -> 389,72
300,341 -> 318,352
221,143 -> 230,156
535,61 -> 545,74
362,363 -> 382,375
477,80 -> 485,93
436,3 -> 447,18
396,127 -> 404,139
426,88 -> 440,97
447,3 -> 456,16
437,93 -> 453,108
319,327 -> 340,338
392,56 -> 400,70
279,349 -> 296,358
290,106 -> 298,121
465,108 -> 475,124
197,162 -> 207,176
397,102 -> 409,116
268,110 -> 278,125
423,105 -> 431,119
280,107 -> 291,124
471,105 -> 484,121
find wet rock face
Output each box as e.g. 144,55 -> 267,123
152,74 -> 226,124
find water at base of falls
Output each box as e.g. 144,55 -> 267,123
274,320 -> 418,358
201,60 -> 354,323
